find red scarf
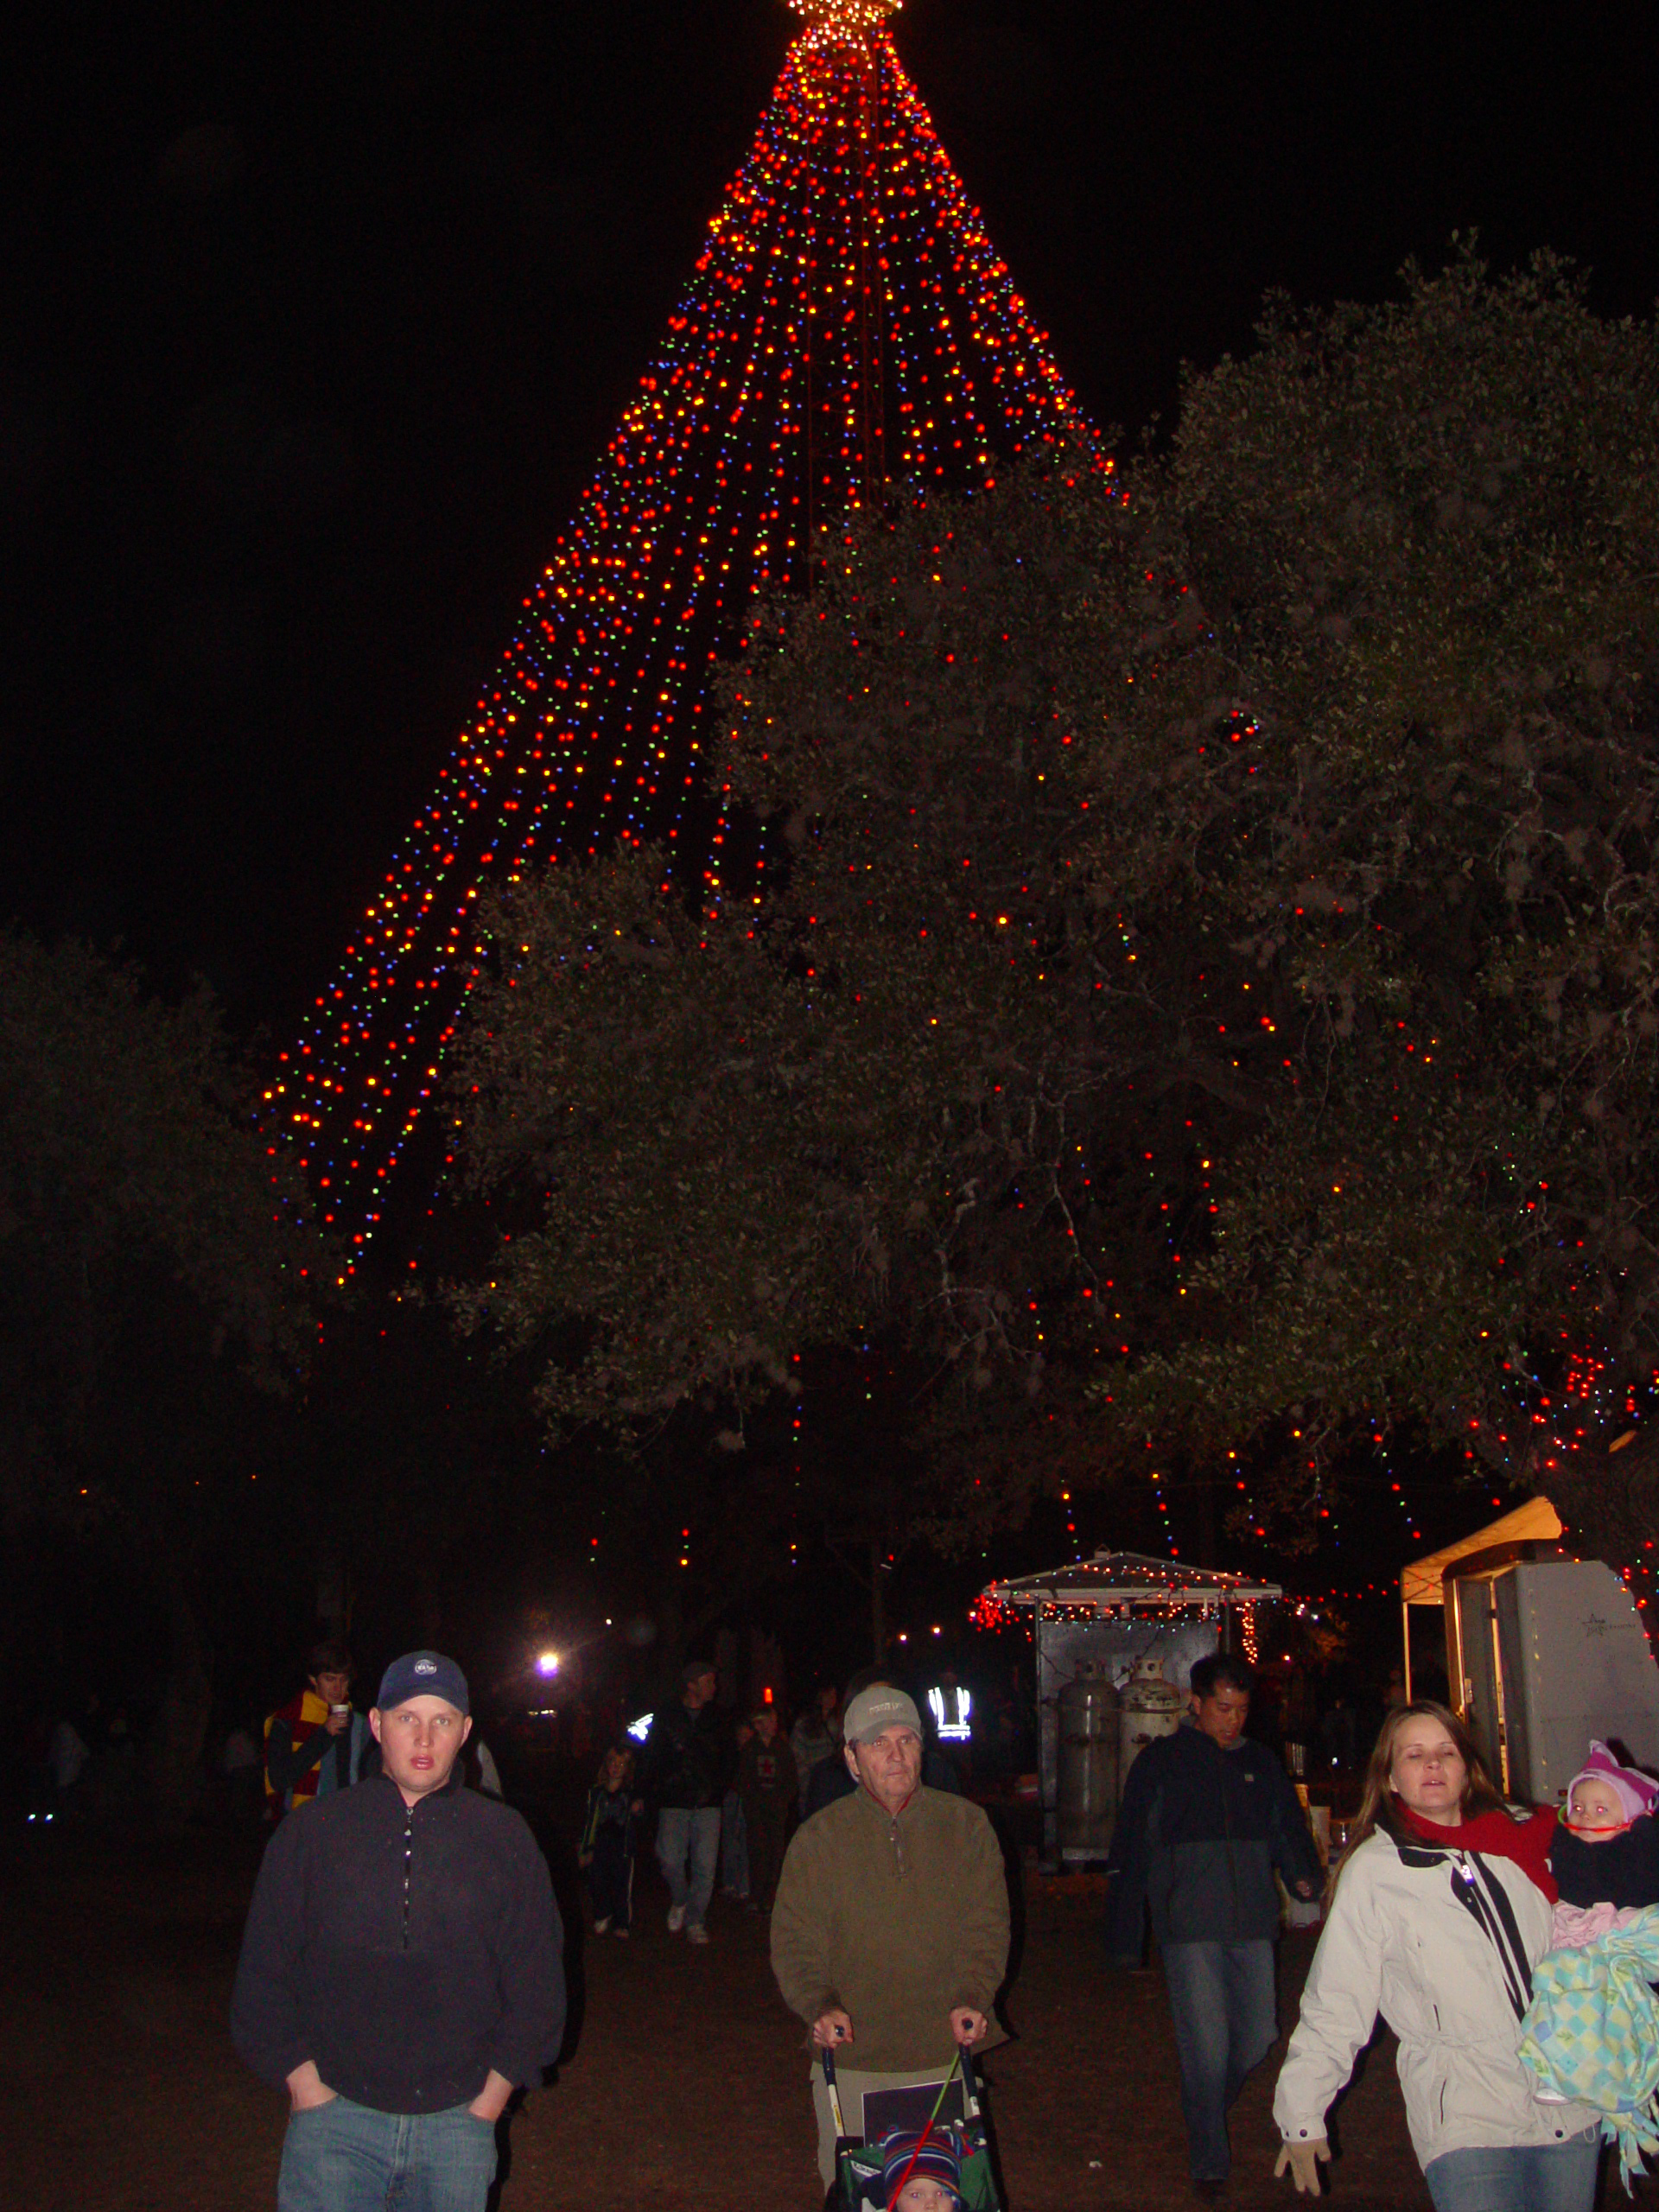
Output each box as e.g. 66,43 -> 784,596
1397,1801 -> 1558,1904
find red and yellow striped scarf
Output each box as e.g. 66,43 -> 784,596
264,1688 -> 331,1814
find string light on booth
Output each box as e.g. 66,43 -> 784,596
969,1588 -> 1017,1631
266,5 -> 1090,1253
973,1560 -> 1278,1647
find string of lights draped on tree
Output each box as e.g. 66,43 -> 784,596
266,0 -> 1085,1262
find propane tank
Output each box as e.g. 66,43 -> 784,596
1119,1654 -> 1184,1787
1057,1662 -> 1120,1858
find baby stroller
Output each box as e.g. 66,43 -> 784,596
822,2045 -> 1002,2209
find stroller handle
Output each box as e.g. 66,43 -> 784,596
818,2038 -> 982,2102
819,2043 -> 848,2149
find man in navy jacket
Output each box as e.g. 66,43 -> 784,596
232,1650 -> 563,2212
1105,1653 -> 1320,2197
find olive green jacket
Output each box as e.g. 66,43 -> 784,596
770,1783 -> 1009,2071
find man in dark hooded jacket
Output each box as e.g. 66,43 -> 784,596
1105,1653 -> 1320,2197
640,1658 -> 734,1943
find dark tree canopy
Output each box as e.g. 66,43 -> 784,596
0,931 -> 318,1528
452,251 -> 1659,1548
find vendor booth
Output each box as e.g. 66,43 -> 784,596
975,1552 -> 1281,1872
1400,1499 -> 1659,1802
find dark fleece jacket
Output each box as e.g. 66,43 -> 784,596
639,1697 -> 733,1810
1105,1718 -> 1321,1959
231,1771 -> 564,2113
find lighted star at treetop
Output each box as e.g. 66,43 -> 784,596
790,0 -> 902,35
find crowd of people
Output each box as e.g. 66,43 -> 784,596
207,1634 -> 1659,2211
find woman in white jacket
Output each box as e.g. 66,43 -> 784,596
1272,1701 -> 1600,2211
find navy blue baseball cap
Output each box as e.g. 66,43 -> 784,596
375,1650 -> 469,1715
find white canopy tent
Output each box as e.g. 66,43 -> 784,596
1398,1497 -> 1564,1698
979,1551 -> 1282,1618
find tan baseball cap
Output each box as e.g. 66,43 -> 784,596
842,1685 -> 923,1745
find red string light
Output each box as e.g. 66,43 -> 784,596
264,16 -> 1085,1262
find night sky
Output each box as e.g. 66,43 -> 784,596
5,0 -> 1657,1040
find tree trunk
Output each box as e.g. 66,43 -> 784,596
660,1566 -> 684,1681
147,1567 -> 213,1834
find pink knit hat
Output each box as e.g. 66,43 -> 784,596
1567,1741 -> 1659,1825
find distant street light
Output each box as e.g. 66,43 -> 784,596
536,1650 -> 560,1677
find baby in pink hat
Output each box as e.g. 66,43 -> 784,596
1547,1739 -> 1659,1948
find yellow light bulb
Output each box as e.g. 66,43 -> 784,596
789,0 -> 900,33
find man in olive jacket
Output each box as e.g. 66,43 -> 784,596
771,1684 -> 1008,2189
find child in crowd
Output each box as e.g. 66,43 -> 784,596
739,1703 -> 798,1911
579,1745 -> 640,1936
1548,1739 -> 1659,1943
721,1719 -> 753,1900
879,2121 -> 966,2210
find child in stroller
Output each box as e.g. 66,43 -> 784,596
880,2121 -> 968,2209
823,2046 -> 1000,2209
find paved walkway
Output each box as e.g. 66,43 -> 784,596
6,1828 -> 1637,2209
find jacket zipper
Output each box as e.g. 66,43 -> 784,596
1222,1749 -> 1239,1930
401,1802 -> 415,1951
858,1781 -> 914,1878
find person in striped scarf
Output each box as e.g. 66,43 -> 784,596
263,1637 -> 371,1820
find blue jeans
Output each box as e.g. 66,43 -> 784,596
277,2095 -> 497,2212
656,1804 -> 720,1929
1160,1940 -> 1278,2182
1424,2129 -> 1601,2212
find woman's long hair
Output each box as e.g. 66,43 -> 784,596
1327,1699 -> 1507,1899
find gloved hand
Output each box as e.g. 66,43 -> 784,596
1274,2139 -> 1330,2194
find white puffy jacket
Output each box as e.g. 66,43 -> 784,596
1273,1828 -> 1598,2171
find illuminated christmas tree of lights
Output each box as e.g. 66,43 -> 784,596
268,0 -> 1087,1262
